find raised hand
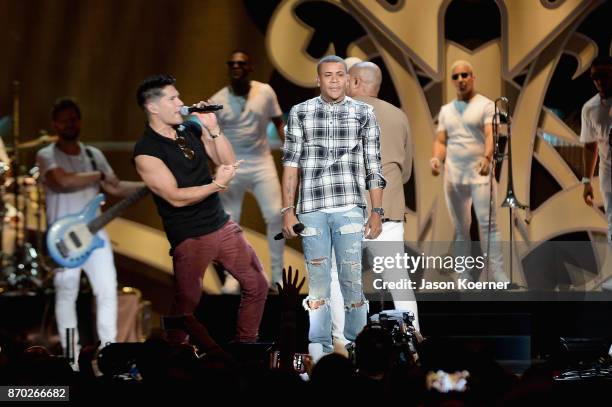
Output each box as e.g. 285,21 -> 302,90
276,266 -> 305,308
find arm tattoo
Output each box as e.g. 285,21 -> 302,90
285,174 -> 296,202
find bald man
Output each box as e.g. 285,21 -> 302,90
325,61 -> 419,352
350,61 -> 419,322
431,60 -> 508,284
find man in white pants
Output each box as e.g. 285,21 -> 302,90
580,56 -> 611,291
210,50 -> 286,292
327,61 -> 420,356
37,98 -> 144,355
431,60 -> 508,284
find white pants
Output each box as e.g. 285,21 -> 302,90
329,221 -> 420,348
54,230 -> 117,353
444,180 -> 508,283
220,155 -> 284,285
600,173 -> 612,281
601,175 -> 611,244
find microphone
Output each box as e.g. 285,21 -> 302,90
180,104 -> 223,115
274,223 -> 305,240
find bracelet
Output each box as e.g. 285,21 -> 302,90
212,180 -> 227,190
581,177 -> 591,184
430,157 -> 441,167
280,205 -> 295,215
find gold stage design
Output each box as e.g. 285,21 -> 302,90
266,0 -> 610,288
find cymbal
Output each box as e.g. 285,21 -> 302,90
16,134 -> 58,149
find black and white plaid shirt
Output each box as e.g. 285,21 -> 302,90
282,96 -> 386,214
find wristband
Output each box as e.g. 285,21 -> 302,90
281,206 -> 295,215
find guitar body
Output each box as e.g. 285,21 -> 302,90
47,194 -> 106,268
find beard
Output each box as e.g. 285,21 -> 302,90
59,130 -> 80,141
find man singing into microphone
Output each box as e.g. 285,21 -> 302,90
282,55 -> 385,360
133,74 -> 268,343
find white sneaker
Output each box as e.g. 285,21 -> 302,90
221,274 -> 241,295
600,245 -> 612,291
601,278 -> 612,291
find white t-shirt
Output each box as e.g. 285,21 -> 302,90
320,204 -> 357,214
580,94 -> 611,192
210,80 -> 282,160
36,143 -> 114,224
437,94 -> 494,184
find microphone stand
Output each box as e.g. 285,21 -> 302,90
488,97 -> 528,288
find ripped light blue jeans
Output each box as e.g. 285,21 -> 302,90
298,208 -> 367,358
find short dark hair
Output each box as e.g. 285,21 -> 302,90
355,325 -> 394,374
230,49 -> 251,62
317,55 -> 347,74
136,74 -> 176,109
591,55 -> 612,69
51,98 -> 81,121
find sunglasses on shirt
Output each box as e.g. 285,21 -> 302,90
226,60 -> 248,68
175,134 -> 195,160
451,72 -> 471,80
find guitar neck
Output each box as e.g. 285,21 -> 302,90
88,187 -> 149,233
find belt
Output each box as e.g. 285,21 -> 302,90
381,218 -> 402,223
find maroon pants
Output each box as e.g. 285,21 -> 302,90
172,220 -> 268,342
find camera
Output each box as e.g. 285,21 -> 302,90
368,310 -> 420,366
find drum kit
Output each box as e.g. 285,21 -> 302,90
0,134 -> 56,294
0,82 -> 57,295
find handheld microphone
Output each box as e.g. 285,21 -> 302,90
274,223 -> 305,240
180,104 -> 223,115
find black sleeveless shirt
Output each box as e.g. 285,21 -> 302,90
133,121 -> 229,254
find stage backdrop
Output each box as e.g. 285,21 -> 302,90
0,0 -> 610,290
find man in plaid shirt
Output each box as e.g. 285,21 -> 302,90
281,55 -> 386,360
